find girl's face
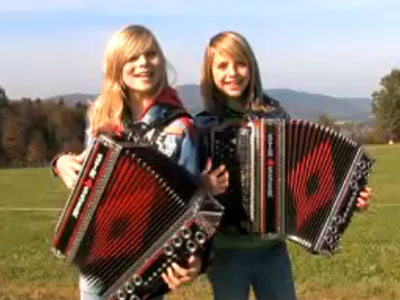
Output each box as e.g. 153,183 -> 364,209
211,50 -> 250,99
122,46 -> 164,96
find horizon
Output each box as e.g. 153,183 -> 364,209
36,86 -> 373,102
1,0 -> 399,99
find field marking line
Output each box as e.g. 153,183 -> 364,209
0,207 -> 62,211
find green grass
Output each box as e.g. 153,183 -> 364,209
0,144 -> 399,300
0,168 -> 65,208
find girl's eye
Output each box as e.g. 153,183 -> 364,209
145,50 -> 157,59
237,62 -> 247,68
217,62 -> 228,69
129,55 -> 139,62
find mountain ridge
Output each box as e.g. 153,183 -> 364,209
45,85 -> 372,122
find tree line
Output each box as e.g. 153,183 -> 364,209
0,88 -> 86,167
372,69 -> 400,142
0,68 -> 399,167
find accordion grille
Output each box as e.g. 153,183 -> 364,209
72,146 -> 195,290
284,119 -> 360,249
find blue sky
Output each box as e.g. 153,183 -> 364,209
0,0 -> 399,99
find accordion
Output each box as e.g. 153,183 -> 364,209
210,117 -> 374,253
52,135 -> 223,300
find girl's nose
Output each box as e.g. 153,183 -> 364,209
227,63 -> 237,76
137,54 -> 148,66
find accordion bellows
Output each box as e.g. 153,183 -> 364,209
211,118 -> 374,253
52,135 -> 223,300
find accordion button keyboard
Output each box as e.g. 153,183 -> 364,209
194,230 -> 206,245
328,226 -> 338,235
117,289 -> 127,300
172,236 -> 183,248
133,275 -> 143,286
180,227 -> 192,239
324,235 -> 334,246
333,215 -> 344,225
186,240 -> 198,253
164,244 -> 174,256
125,282 -> 135,294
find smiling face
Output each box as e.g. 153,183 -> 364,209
211,50 -> 250,100
121,45 -> 164,96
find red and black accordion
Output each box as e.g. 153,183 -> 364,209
210,117 -> 374,253
52,135 -> 223,300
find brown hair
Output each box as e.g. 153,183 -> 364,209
200,31 -> 266,115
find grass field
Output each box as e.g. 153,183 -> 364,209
0,144 -> 399,300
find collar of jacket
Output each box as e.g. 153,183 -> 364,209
123,86 -> 185,126
139,86 -> 184,119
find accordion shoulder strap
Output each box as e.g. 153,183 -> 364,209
147,104 -> 191,130
145,105 -> 192,147
124,104 -> 191,132
123,104 -> 192,143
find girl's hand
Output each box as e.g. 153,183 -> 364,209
161,255 -> 202,290
55,150 -> 88,189
201,158 -> 229,196
356,186 -> 372,212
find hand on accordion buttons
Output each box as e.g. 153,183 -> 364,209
161,255 -> 202,290
55,149 -> 88,189
356,187 -> 372,212
201,158 -> 229,196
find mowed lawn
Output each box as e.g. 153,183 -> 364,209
0,144 -> 399,300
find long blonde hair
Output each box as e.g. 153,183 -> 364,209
88,25 -> 168,136
200,31 -> 265,115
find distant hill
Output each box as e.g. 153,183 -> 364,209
177,86 -> 372,122
45,85 -> 373,123
266,89 -> 372,122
